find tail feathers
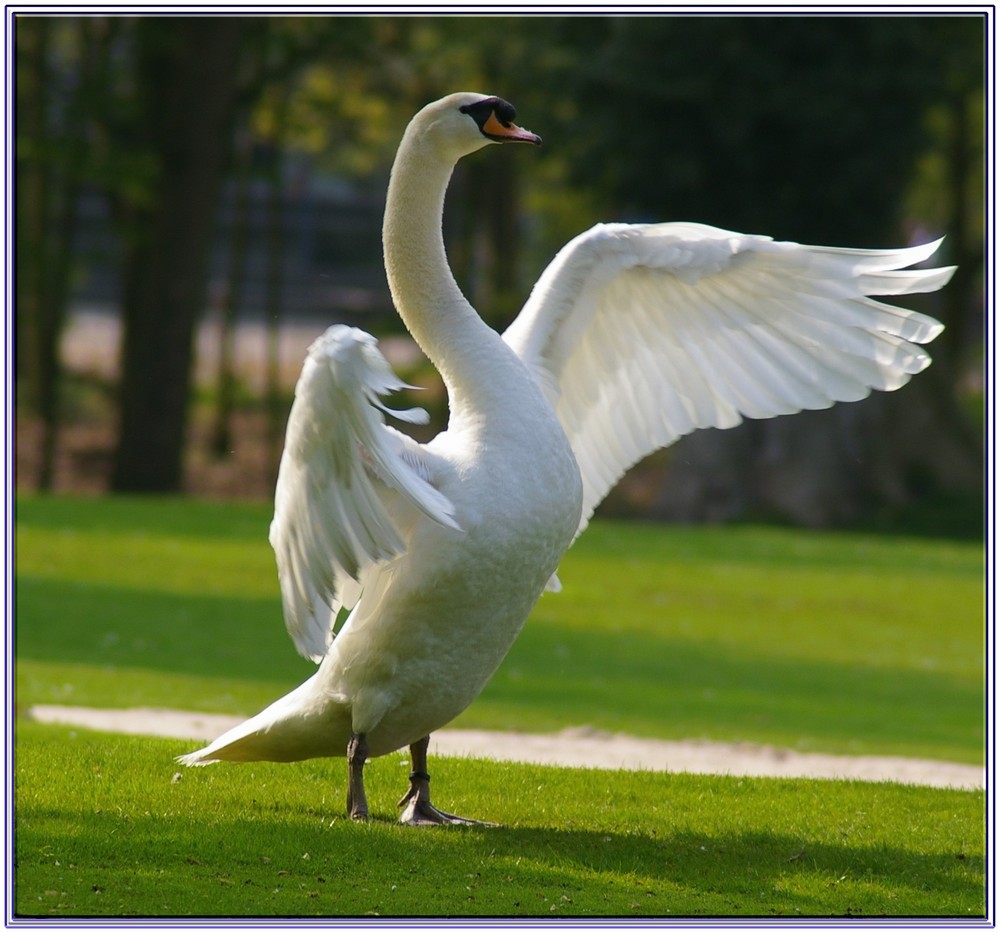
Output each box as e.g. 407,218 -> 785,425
177,749 -> 218,767
176,715 -> 276,766
176,685 -> 353,766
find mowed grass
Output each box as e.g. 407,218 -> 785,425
13,495 -> 987,917
15,722 -> 985,918
15,494 -> 984,762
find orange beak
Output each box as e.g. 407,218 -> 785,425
483,111 -> 542,145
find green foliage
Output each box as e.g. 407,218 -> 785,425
240,15 -> 984,260
18,14 -> 984,510
14,496 -> 984,763
14,722 -> 985,918
543,16 -> 984,245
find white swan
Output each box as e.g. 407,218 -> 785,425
180,93 -> 954,824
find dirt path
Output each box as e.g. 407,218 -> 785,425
28,704 -> 983,791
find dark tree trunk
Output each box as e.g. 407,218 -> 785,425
15,16 -> 53,479
484,153 -> 522,327
210,129 -> 254,459
443,155 -> 523,329
16,17 -> 104,490
111,18 -> 244,493
264,81 -> 292,484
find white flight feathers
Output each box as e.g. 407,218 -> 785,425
269,325 -> 460,662
271,224 -> 952,662
504,222 -> 952,536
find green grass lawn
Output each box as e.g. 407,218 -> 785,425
15,722 -> 985,918
13,494 -> 987,918
15,494 -> 984,761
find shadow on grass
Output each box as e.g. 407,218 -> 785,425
485,825 -> 985,918
16,574 -> 984,761
14,725 -> 985,919
15,494 -> 272,541
16,804 -> 984,918
15,576 -> 312,685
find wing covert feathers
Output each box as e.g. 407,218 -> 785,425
269,325 -> 459,662
504,223 -> 953,537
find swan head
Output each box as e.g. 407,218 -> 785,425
413,92 -> 542,161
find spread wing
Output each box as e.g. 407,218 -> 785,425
503,222 -> 953,537
269,325 -> 460,662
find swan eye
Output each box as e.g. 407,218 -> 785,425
460,96 -> 516,129
460,97 -> 541,146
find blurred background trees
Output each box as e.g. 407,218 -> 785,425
112,17 -> 244,492
14,13 -> 985,534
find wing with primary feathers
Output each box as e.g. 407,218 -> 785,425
269,325 -> 460,662
503,222 -> 953,537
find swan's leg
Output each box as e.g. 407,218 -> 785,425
346,732 -> 369,821
397,734 -> 493,826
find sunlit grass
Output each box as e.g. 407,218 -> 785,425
12,495 -> 986,919
14,494 -> 984,762
14,721 -> 985,918
473,522 -> 984,761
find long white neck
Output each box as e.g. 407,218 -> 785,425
382,128 -> 508,429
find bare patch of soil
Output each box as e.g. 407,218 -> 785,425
28,704 -> 983,791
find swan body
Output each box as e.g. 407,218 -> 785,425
180,93 -> 953,822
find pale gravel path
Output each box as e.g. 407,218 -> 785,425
28,704 -> 983,791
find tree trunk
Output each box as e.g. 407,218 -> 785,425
485,153 -> 522,327
264,83 -> 291,484
15,16 -> 53,477
210,129 -> 254,459
111,18 -> 243,493
16,17 -> 103,490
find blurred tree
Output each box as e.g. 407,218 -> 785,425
523,15 -> 985,528
19,13 -> 981,525
111,17 -> 244,492
557,18 -> 939,242
207,17 -> 380,474
224,14 -> 983,527
260,16 -> 554,327
16,16 -> 111,488
904,16 -> 986,377
16,16 -> 58,489
263,78 -> 294,476
209,125 -> 254,460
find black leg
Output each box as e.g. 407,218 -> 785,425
346,732 -> 369,820
397,734 -> 494,826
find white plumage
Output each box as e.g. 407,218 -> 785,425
505,222 -> 949,536
270,326 -> 461,662
179,93 -> 953,824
